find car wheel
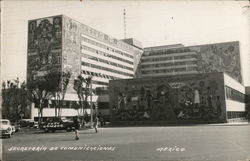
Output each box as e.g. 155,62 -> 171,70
66,127 -> 71,132
44,128 -> 49,133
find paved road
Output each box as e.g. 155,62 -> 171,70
2,125 -> 250,161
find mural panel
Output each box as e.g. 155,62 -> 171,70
27,16 -> 62,84
109,73 -> 226,123
191,41 -> 241,83
62,16 -> 81,93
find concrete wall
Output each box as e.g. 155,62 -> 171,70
31,107 -> 92,118
224,73 -> 246,112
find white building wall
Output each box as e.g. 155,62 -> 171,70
225,100 -> 245,111
32,108 -> 92,118
224,73 -> 246,112
224,73 -> 245,93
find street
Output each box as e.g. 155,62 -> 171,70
2,124 -> 250,161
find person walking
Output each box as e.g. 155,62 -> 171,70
247,112 -> 250,123
93,116 -> 99,133
73,116 -> 80,140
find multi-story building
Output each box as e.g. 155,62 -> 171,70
109,41 -> 247,124
26,15 -> 246,123
140,42 -> 242,83
27,15 -> 143,120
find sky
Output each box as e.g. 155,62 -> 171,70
1,0 -> 250,85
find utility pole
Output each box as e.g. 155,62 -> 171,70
90,82 -> 93,128
123,9 -> 127,39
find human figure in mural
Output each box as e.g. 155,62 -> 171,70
37,38 -> 51,66
53,17 -> 62,40
207,87 -> 213,108
117,92 -> 127,110
140,87 -> 145,98
143,111 -> 150,119
216,96 -> 222,116
33,19 -> 54,68
194,89 -> 200,107
145,90 -> 152,109
29,21 -> 37,43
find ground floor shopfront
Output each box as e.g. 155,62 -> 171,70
109,72 -> 247,124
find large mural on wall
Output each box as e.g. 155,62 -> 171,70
62,16 -> 81,93
191,41 -> 242,83
27,16 -> 62,84
109,73 -> 226,123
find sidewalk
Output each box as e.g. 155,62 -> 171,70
208,121 -> 250,126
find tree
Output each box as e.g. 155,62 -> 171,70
2,78 -> 29,122
73,75 -> 93,122
27,70 -> 72,122
47,71 -> 71,117
27,76 -> 54,124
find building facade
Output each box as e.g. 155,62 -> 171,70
27,15 -> 143,119
140,42 -> 242,83
109,72 -> 246,124
26,15 -> 247,123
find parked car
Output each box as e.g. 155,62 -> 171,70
40,117 -> 74,133
33,122 -> 39,128
11,123 -> 20,132
1,119 -> 15,138
19,119 -> 34,127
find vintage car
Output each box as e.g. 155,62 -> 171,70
33,121 -> 39,128
1,119 -> 15,138
40,117 -> 75,133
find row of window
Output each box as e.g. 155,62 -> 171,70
141,61 -> 197,69
82,62 -> 134,77
225,86 -> 245,103
81,70 -> 119,80
81,45 -> 133,65
174,55 -> 196,60
141,54 -> 196,63
35,100 -> 108,110
141,56 -> 172,62
144,48 -> 192,56
82,53 -> 133,71
92,80 -> 109,86
141,67 -> 198,74
95,87 -> 109,95
82,37 -> 134,59
227,111 -> 246,119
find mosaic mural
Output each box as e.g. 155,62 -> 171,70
27,16 -> 62,84
62,16 -> 81,93
109,73 -> 226,122
191,41 -> 242,83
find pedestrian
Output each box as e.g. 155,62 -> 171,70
93,116 -> 99,133
247,112 -> 250,123
98,113 -> 104,126
73,116 -> 80,140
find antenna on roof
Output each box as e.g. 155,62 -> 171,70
123,9 -> 127,39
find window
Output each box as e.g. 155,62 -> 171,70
225,86 -> 245,103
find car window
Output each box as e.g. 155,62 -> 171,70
54,118 -> 60,122
1,121 -> 9,125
